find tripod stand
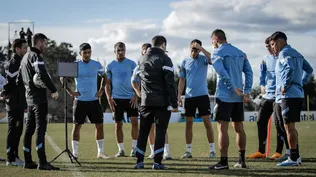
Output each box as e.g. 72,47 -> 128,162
50,78 -> 81,166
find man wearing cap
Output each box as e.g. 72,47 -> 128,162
270,31 -> 313,167
178,39 -> 216,159
105,42 -> 139,157
20,33 -> 59,170
62,43 -> 109,160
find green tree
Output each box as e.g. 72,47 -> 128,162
207,73 -> 217,95
43,40 -> 77,122
0,46 -> 9,75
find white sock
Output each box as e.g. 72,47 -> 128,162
210,143 -> 215,153
96,139 -> 104,154
186,144 -> 192,153
164,144 -> 170,153
150,144 -> 154,154
132,140 -> 137,149
72,140 -> 79,155
118,143 -> 124,151
286,149 -> 290,155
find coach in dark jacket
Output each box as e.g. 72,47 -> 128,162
20,33 -> 59,170
133,35 -> 178,170
1,39 -> 27,166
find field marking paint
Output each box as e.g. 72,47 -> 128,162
46,134 -> 84,177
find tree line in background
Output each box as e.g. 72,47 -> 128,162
0,39 -> 315,121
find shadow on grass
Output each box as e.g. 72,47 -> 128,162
58,166 -> 316,177
51,157 -> 316,177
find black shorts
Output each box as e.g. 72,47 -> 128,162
214,98 -> 244,122
273,102 -> 286,129
73,100 -> 104,124
281,98 -> 303,124
113,99 -> 139,122
184,95 -> 210,117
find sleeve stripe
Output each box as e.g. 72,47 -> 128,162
162,66 -> 174,72
5,70 -> 19,78
212,56 -> 222,64
32,61 -> 45,66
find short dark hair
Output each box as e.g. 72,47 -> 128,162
190,39 -> 202,46
142,43 -> 151,50
152,35 -> 167,47
265,36 -> 271,44
12,39 -> 26,53
114,42 -> 125,49
79,43 -> 91,51
33,33 -> 48,45
211,29 -> 227,41
270,31 -> 287,41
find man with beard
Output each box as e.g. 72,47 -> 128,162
20,33 -> 59,170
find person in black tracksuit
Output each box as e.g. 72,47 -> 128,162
20,33 -> 60,170
1,39 -> 28,166
133,35 -> 178,170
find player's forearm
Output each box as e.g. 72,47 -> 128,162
178,78 -> 185,98
99,76 -> 106,91
105,84 -> 112,99
200,47 -> 211,59
131,82 -> 141,95
200,47 -> 211,64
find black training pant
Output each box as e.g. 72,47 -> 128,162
136,106 -> 171,164
6,110 -> 24,162
23,103 -> 48,165
257,98 -> 274,153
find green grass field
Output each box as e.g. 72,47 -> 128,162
0,122 -> 316,177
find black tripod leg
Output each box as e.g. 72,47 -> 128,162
66,150 -> 74,163
50,78 -> 81,166
50,149 -> 67,163
68,150 -> 81,166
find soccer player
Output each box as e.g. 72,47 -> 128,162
209,29 -> 253,170
133,43 -> 172,160
20,33 -> 59,170
64,43 -> 108,160
105,42 -> 139,157
248,37 -> 289,160
133,35 -> 177,170
178,39 -> 215,158
273,82 -> 290,161
1,39 -> 28,166
270,31 -> 313,166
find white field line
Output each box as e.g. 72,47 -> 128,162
46,134 -> 84,177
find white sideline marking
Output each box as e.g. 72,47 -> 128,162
46,134 -> 84,177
